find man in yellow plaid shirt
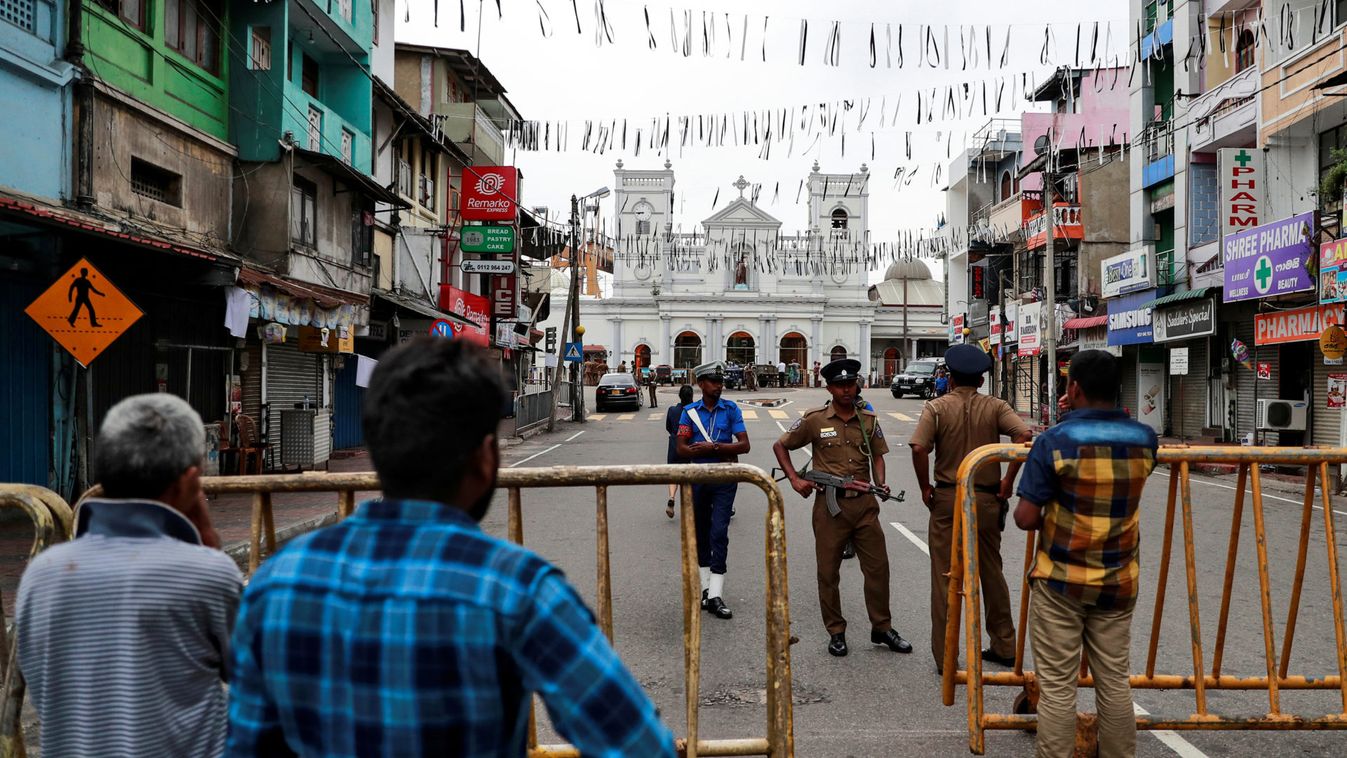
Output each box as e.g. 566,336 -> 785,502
1013,350 -> 1158,758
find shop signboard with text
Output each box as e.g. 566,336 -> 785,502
1018,302 -> 1041,357
1321,238 -> 1347,304
1101,248 -> 1155,298
1106,288 -> 1157,346
459,166 -> 518,221
1219,147 -> 1264,243
1223,212 -> 1315,302
1004,302 -> 1018,343
437,285 -> 489,346
1254,302 -> 1346,345
1153,298 -> 1216,343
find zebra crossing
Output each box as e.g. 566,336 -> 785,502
586,409 -> 920,424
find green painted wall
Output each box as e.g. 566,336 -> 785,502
83,1 -> 229,140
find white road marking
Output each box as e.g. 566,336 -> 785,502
1133,703 -> 1209,758
742,409 -> 760,419
648,413 -> 662,420
565,431 -> 586,442
776,421 -> 790,434
768,410 -> 790,419
888,521 -> 930,556
1153,470 -> 1347,516
618,413 -> 635,421
881,525 -> 1209,758
508,444 -> 561,467
589,414 -> 606,421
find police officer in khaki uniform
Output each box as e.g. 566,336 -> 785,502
909,344 -> 1032,671
773,358 -> 913,657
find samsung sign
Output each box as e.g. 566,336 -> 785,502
1101,248 -> 1155,298
1107,288 -> 1158,346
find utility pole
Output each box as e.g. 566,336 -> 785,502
569,194 -> 585,423
999,268 -> 1009,402
546,195 -> 580,432
1042,144 -> 1059,426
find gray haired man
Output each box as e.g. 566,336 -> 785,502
17,394 -> 242,758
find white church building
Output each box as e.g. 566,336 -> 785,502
549,160 -> 944,382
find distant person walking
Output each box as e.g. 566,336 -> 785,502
648,370 -> 659,407
664,384 -> 695,518
67,266 -> 105,327
934,367 -> 950,397
1014,350 -> 1158,758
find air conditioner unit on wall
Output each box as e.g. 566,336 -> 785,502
1256,399 -> 1308,431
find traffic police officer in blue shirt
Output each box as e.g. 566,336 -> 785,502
676,361 -> 751,620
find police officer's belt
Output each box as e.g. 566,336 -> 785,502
934,482 -> 1000,495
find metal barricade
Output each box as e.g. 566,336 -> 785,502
200,463 -> 795,757
941,444 -> 1347,754
0,484 -> 73,758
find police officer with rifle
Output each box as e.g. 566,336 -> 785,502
772,358 -> 914,657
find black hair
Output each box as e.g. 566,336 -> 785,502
678,384 -> 694,404
1069,349 -> 1121,403
363,337 -> 506,500
949,370 -> 982,387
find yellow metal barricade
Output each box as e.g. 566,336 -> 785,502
0,484 -> 74,758
194,463 -> 794,758
941,444 -> 1347,754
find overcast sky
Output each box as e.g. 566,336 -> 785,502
399,0 -> 1128,278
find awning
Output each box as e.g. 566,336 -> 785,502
238,267 -> 367,308
583,344 -> 606,352
1062,315 -> 1108,330
1140,287 -> 1215,310
372,289 -> 477,326
293,148 -> 410,208
0,190 -> 239,265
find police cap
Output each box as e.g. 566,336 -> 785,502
821,358 -> 862,384
944,344 -> 992,376
693,361 -> 725,380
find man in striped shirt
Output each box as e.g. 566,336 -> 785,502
17,394 -> 242,758
227,338 -> 673,757
1014,350 -> 1158,758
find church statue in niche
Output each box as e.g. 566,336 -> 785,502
734,252 -> 749,289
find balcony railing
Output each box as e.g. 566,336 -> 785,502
1142,119 -> 1174,164
1156,248 -> 1180,286
1024,203 -> 1083,250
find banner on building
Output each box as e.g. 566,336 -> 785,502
951,313 -> 965,345
1321,239 -> 1347,304
1018,302 -> 1041,357
1106,288 -> 1157,346
437,285 -> 490,346
1255,303 -> 1346,345
1101,247 -> 1155,298
460,166 -> 518,221
491,273 -> 517,319
989,306 -> 1002,345
1329,374 -> 1347,409
1004,302 -> 1018,343
1153,297 -> 1216,343
1223,212 -> 1315,302
1218,147 -> 1264,245
1137,361 -> 1165,433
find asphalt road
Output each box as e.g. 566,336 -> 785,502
492,384 -> 1347,757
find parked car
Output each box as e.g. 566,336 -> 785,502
595,373 -> 644,411
655,364 -> 673,385
891,359 -> 943,399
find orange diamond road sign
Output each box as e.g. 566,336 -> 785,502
24,258 -> 142,367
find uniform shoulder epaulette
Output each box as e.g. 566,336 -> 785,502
802,404 -> 829,417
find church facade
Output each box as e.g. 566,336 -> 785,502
579,160 -> 883,379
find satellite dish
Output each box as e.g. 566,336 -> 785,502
1034,135 -> 1051,154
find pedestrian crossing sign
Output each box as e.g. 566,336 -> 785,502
24,258 -> 143,367
563,342 -> 583,362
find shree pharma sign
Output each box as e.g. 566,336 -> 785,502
1223,212 -> 1315,303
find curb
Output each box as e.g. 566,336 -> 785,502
223,511 -> 339,572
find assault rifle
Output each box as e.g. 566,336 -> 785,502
772,464 -> 906,517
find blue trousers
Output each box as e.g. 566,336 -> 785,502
692,483 -> 737,574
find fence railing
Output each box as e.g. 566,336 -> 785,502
515,390 -> 554,432
941,444 -> 1347,754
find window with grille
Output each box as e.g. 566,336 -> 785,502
131,159 -> 182,206
351,207 -> 373,267
340,129 -> 353,164
307,106 -> 322,151
164,0 -> 222,75
249,26 -> 271,70
372,0 -> 379,43
292,177 -> 317,247
1,0 -> 36,33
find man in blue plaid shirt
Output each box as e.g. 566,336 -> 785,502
227,339 -> 673,757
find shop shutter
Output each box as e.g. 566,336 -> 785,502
1233,319 -> 1277,445
1120,347 -> 1138,419
1312,354 -> 1343,447
241,344 -> 263,421
264,339 -> 322,460
1172,338 -> 1209,439
0,277 -> 52,487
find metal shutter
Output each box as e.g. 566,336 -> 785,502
1172,338 -> 1209,439
264,340 -> 323,466
242,344 -> 263,422
1120,347 -> 1138,419
1233,318 -> 1277,445
1313,353 -> 1342,447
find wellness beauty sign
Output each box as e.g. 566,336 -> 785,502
1223,212 -> 1315,303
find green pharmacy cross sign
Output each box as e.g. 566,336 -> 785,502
461,225 -> 516,254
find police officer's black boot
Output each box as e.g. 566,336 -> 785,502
871,628 -> 913,653
828,633 -> 848,657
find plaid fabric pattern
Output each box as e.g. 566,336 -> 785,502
226,499 -> 673,758
1017,409 -> 1158,610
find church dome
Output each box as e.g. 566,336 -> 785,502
883,260 -> 933,281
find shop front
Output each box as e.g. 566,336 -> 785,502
1150,292 -> 1217,441
1252,302 -> 1344,447
1107,288 -> 1160,432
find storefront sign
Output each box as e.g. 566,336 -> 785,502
1219,147 -> 1264,243
1004,302 -> 1018,343
461,259 -> 517,275
460,166 -> 518,221
1018,302 -> 1042,357
437,285 -> 489,346
1330,374 -> 1347,409
298,325 -> 354,354
1101,248 -> 1154,298
1223,212 -> 1315,302
1256,361 -> 1272,380
1170,347 -> 1189,375
491,273 -> 517,319
989,306 -> 1001,345
1153,297 -> 1216,343
1255,303 -> 1346,345
1321,238 -> 1347,304
951,313 -> 965,345
460,224 -> 516,254
1137,362 -> 1165,433
1079,328 -> 1122,356
1323,324 -> 1347,365
1107,289 -> 1157,346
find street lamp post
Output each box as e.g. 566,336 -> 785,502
546,187 -> 609,432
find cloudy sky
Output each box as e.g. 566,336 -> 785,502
399,0 -> 1128,277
